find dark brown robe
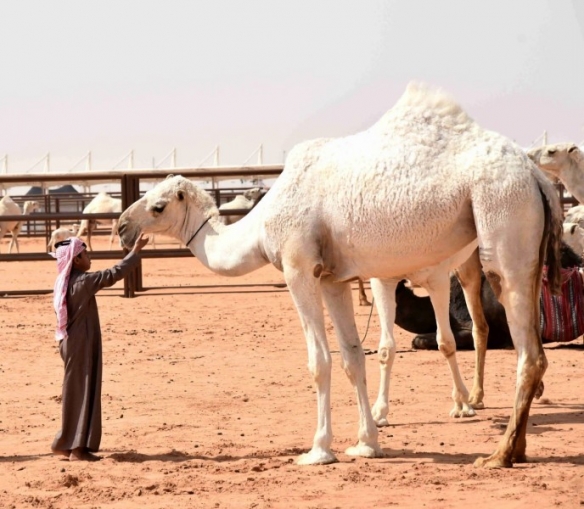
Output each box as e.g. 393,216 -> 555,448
52,252 -> 140,453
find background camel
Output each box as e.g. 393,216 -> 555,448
77,192 -> 122,250
218,187 -> 264,225
117,83 -> 562,469
0,197 -> 39,253
562,222 -> 584,256
401,242 -> 582,351
528,144 -> 584,203
47,224 -> 79,252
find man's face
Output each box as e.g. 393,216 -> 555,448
73,249 -> 91,272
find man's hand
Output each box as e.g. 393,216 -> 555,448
131,233 -> 149,254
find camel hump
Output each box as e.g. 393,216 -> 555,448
376,81 -> 474,133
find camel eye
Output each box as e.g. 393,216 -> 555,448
547,149 -> 556,155
152,204 -> 165,214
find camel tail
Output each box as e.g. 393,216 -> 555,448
535,170 -> 562,295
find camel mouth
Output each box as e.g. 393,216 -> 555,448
117,223 -> 137,250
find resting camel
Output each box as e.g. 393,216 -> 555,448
118,82 -> 562,468
0,197 -> 40,253
562,222 -> 584,256
47,224 -> 79,252
528,144 -> 584,202
77,192 -> 122,251
218,188 -> 265,225
401,242 -> 582,350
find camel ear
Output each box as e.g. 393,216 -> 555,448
177,190 -> 184,201
568,145 -> 582,164
166,174 -> 175,180
527,148 -> 541,163
571,224 -> 578,235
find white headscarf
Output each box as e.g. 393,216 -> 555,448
50,237 -> 86,341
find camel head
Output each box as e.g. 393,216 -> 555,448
242,187 -> 264,202
23,200 -> 40,214
118,175 -> 217,249
528,143 -> 583,177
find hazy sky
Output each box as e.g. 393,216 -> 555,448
1,0 -> 583,172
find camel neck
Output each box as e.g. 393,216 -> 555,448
185,217 -> 210,247
186,208 -> 269,277
561,163 -> 584,203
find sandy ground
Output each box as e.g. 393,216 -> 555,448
1,237 -> 583,509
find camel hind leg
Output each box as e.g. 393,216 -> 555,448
86,221 -> 94,251
473,263 -> 545,468
320,278 -> 382,458
453,249 -> 489,409
473,202 -> 549,468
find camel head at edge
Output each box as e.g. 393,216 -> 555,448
528,143 -> 582,177
117,174 -> 216,249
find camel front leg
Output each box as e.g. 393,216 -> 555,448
454,250 -> 489,409
8,229 -> 19,254
284,266 -> 337,465
109,219 -> 118,250
357,278 -> 371,306
368,278 -> 398,427
321,279 -> 383,459
424,272 -> 475,418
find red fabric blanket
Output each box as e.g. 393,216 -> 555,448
540,267 -> 584,343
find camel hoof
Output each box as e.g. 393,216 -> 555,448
345,443 -> 385,459
374,417 -> 390,427
411,334 -> 438,350
450,404 -> 476,418
371,404 -> 389,427
469,400 -> 485,410
511,453 -> 527,464
474,454 -> 513,469
297,449 -> 338,466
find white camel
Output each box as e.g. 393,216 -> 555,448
564,205 -> 584,226
528,144 -> 584,203
562,223 -> 584,257
77,192 -> 122,251
117,83 -> 562,468
47,224 -> 79,252
0,197 -> 40,253
218,187 -> 264,225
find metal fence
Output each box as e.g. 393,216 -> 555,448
0,166 -> 283,297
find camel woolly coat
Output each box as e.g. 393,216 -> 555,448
52,252 -> 139,453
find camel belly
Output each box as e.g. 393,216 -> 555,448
318,203 -> 477,281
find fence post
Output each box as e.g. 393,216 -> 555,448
121,174 -> 136,298
121,173 -> 143,297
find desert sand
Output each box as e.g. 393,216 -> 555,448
0,237 -> 583,509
